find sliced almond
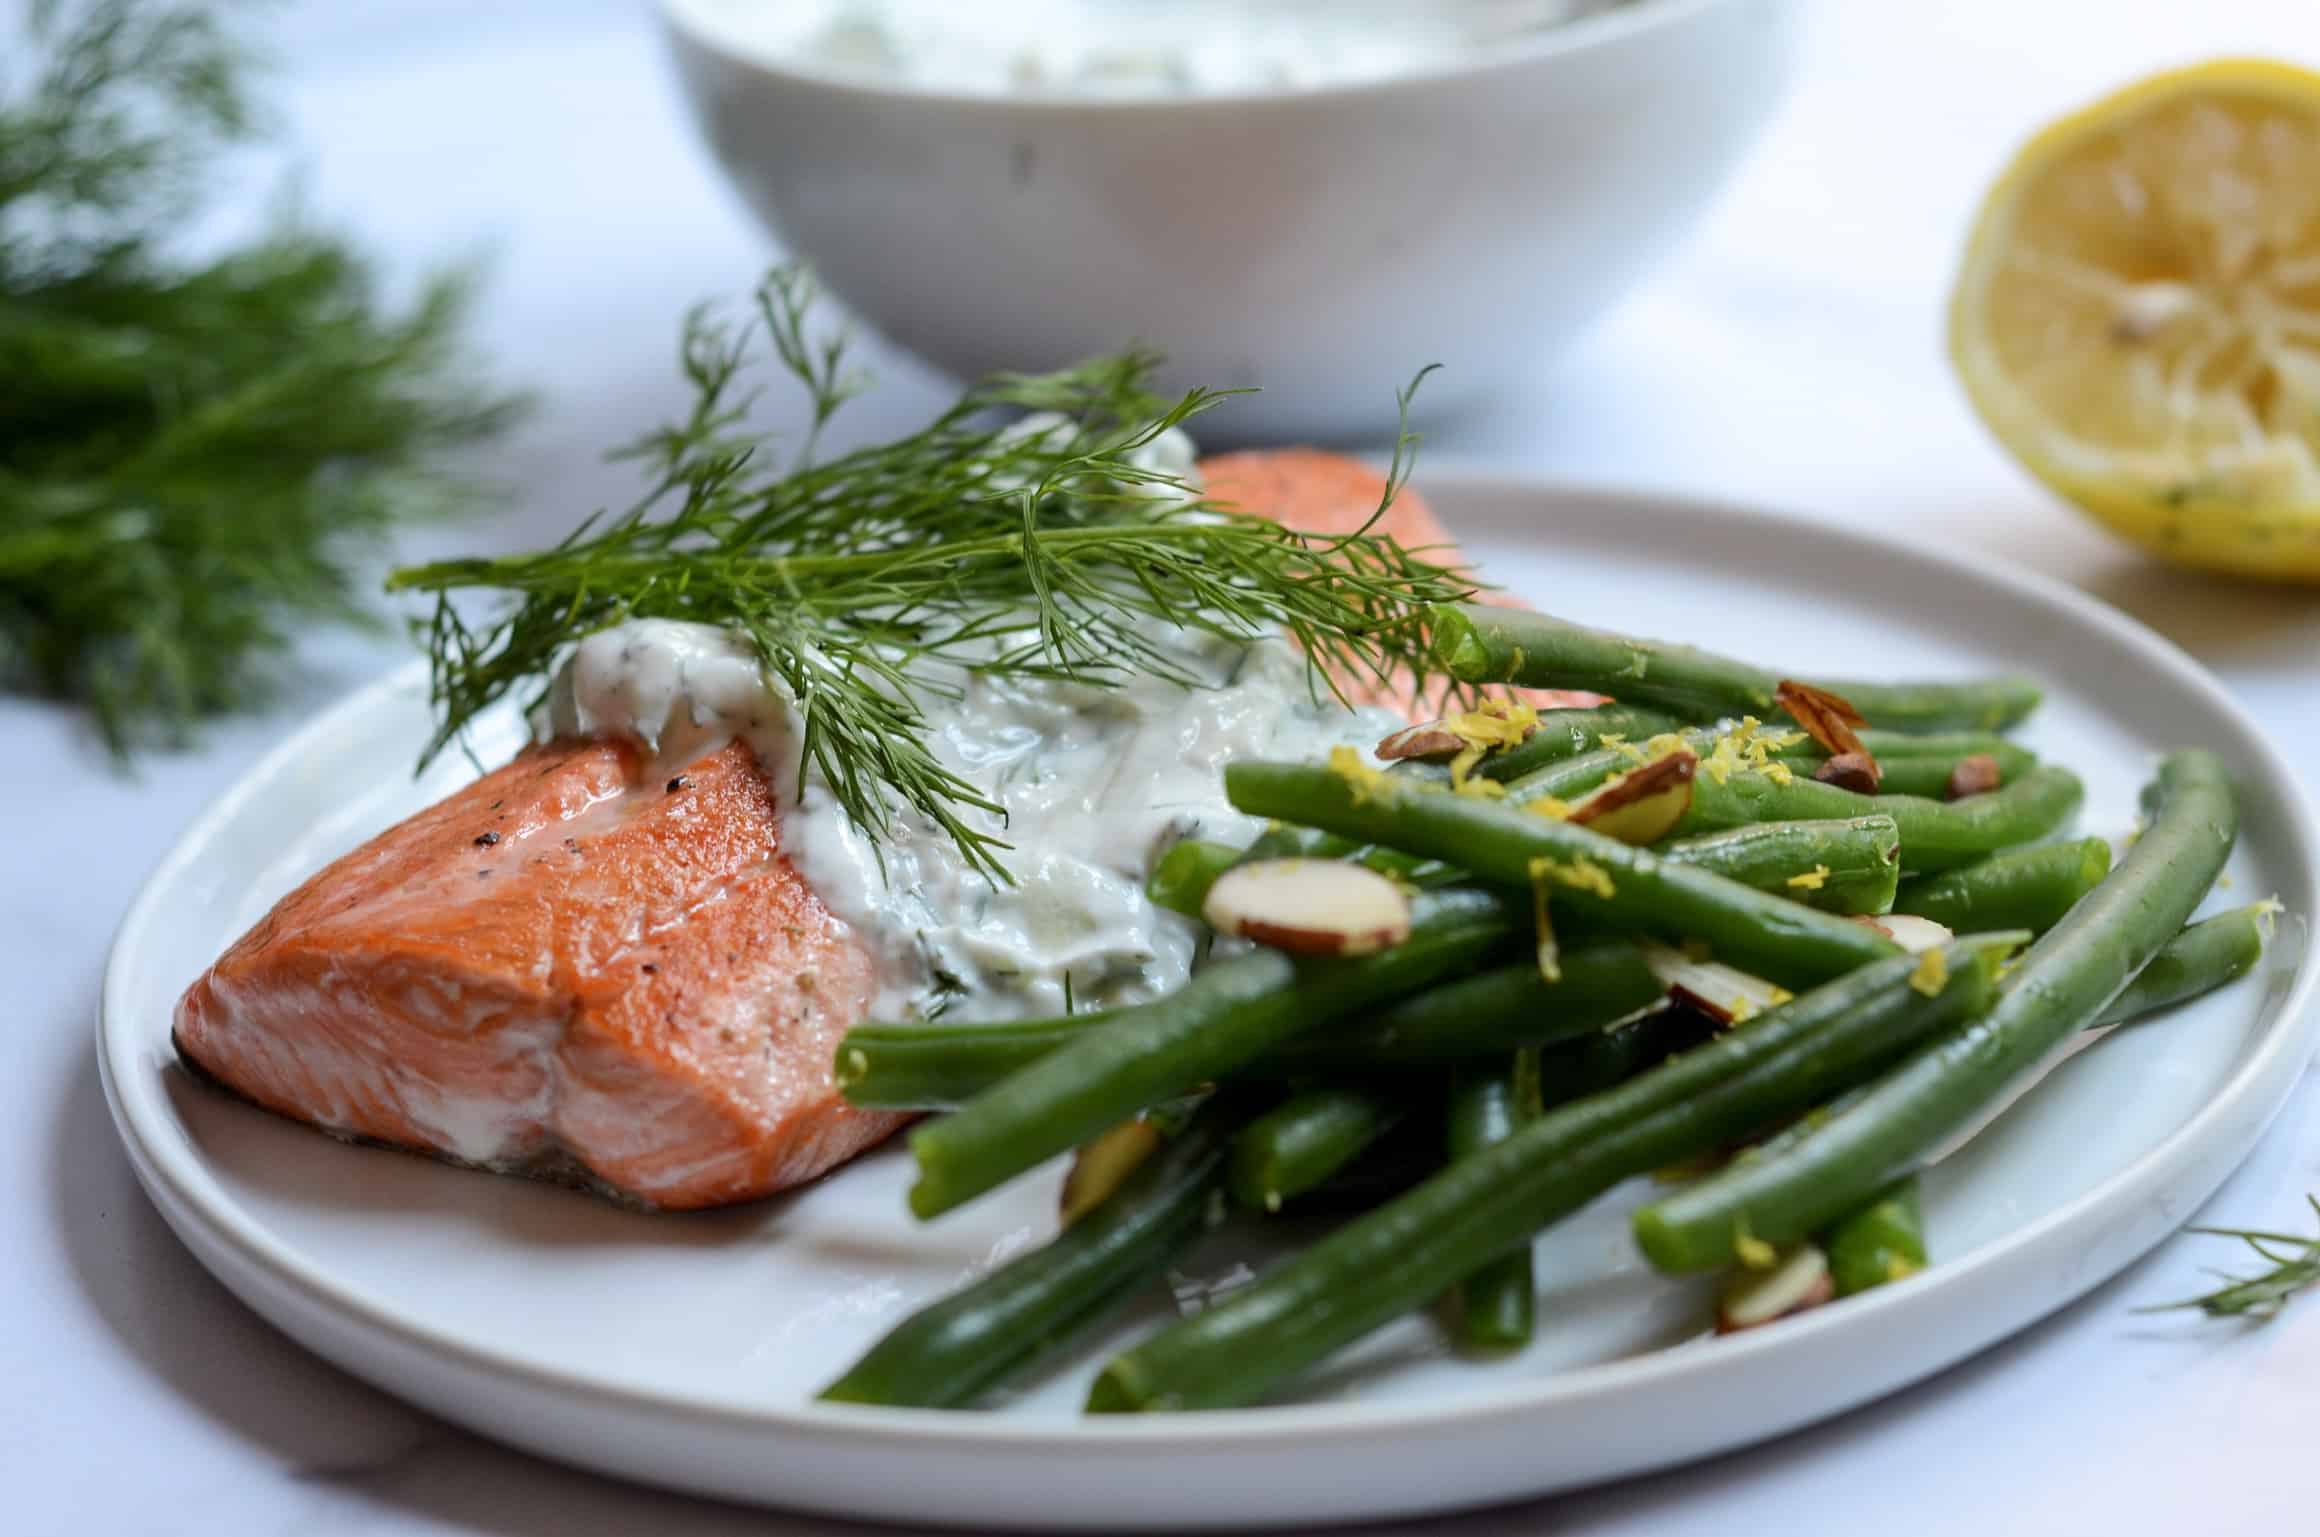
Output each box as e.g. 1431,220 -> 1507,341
1566,749 -> 1698,846
1812,750 -> 1881,794
1779,680 -> 1880,790
1775,679 -> 1868,751
1060,1116 -> 1165,1224
1202,858 -> 1413,957
1640,940 -> 1787,1027
1374,720 -> 1467,762
1944,753 -> 2003,800
1852,913 -> 1955,953
1716,1244 -> 1835,1332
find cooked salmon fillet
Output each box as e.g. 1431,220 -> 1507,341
173,454 -> 1533,1209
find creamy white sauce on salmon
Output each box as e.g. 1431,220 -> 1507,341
536,433 -> 1402,1024
543,621 -> 1397,1024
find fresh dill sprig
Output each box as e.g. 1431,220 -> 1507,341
390,266 -> 1478,880
0,0 -> 522,754
2143,1196 -> 2320,1319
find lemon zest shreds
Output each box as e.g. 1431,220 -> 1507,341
1702,717 -> 1806,786
1329,744 -> 1399,806
1769,985 -> 1795,1006
1729,995 -> 1759,1024
1530,855 -> 1617,900
1523,795 -> 1573,822
2254,896 -> 2285,941
1453,772 -> 1508,800
1734,1219 -> 1779,1271
1448,697 -> 1540,747
1786,865 -> 1831,892
1909,948 -> 1950,998
1436,697 -> 1540,792
1596,733 -> 1629,752
1527,860 -> 1563,983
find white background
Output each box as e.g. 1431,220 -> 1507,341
9,1 -> 2320,1531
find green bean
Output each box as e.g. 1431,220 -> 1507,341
1148,839 -> 1243,917
1426,604 -> 2042,731
838,1011 -> 1128,1112
1868,757 -> 1989,798
2099,902 -> 2272,1025
1285,1122 -> 1442,1215
1474,703 -> 1692,783
906,888 -> 1517,1218
1824,1178 -> 1927,1296
820,1099 -> 1239,1408
1086,935 -> 2017,1411
839,941 -> 1657,1109
1224,760 -> 1901,988
1264,946 -> 1664,1070
1892,837 -> 2112,935
1538,1006 -> 1719,1107
1502,730 -> 2037,809
1231,1087 -> 1403,1213
1167,815 -> 1899,925
1447,1056 -> 1540,1351
1659,817 -> 1901,916
1678,764 -> 2084,873
1632,750 -> 2236,1273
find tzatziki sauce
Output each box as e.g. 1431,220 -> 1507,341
536,432 -> 1404,1026
681,0 -> 1632,99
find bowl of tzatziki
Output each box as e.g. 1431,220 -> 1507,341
658,0 -> 1794,439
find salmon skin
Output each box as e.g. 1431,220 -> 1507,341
173,454 -> 1548,1209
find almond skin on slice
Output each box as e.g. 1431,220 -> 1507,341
1374,720 -> 1469,762
1640,940 -> 1786,1027
1812,750 -> 1882,794
1202,858 -> 1414,957
1566,749 -> 1698,846
1945,753 -> 2004,800
1779,680 -> 1881,791
1852,913 -> 1956,953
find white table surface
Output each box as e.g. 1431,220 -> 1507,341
11,1 -> 2320,1531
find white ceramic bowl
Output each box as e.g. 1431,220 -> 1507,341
656,0 -> 1796,440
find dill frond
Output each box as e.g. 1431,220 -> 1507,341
0,0 -> 522,754
2143,1197 -> 2320,1320
391,269 -> 1478,879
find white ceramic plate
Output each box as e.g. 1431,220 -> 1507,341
101,479 -> 2320,1529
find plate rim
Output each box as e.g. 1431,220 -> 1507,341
99,472 -> 2320,1452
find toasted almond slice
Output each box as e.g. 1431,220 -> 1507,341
1780,680 -> 1881,790
1060,1116 -> 1166,1224
1812,750 -> 1881,794
1775,679 -> 1868,747
1640,940 -> 1787,1027
1203,858 -> 1413,957
1716,1244 -> 1835,1332
1374,720 -> 1468,762
1567,749 -> 1698,846
1852,913 -> 1956,953
1944,752 -> 2004,800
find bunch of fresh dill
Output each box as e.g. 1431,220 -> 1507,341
392,268 -> 1478,879
0,0 -> 521,754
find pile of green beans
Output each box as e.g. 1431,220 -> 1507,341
819,617 -> 2267,1413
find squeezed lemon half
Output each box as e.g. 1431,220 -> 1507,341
1950,59 -> 2320,580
